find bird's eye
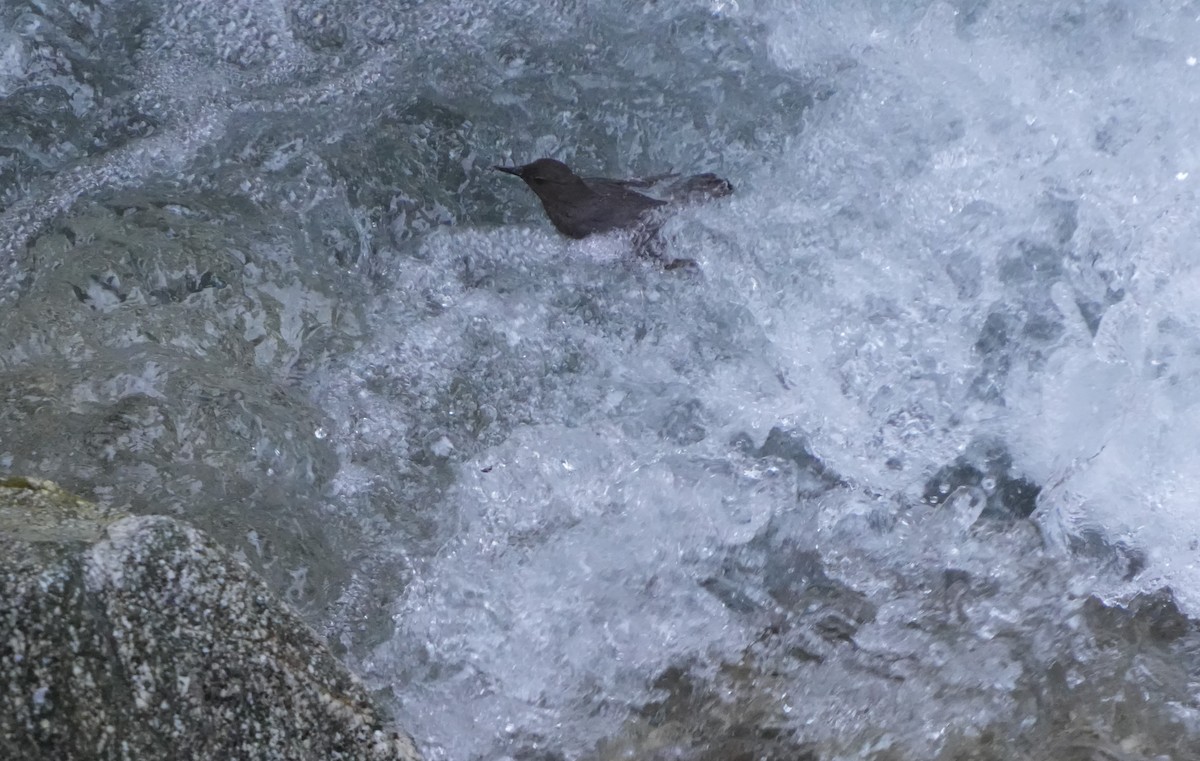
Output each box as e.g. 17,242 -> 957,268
531,175 -> 545,184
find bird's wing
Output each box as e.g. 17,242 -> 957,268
552,179 -> 665,236
585,173 -> 732,203
584,177 -> 669,208
584,173 -> 680,190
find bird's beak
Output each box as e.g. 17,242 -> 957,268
492,165 -> 522,176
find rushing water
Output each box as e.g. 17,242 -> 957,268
4,1 -> 1200,759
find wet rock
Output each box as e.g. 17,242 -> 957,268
735,427 -> 844,498
969,298 -> 1066,402
944,248 -> 983,299
969,310 -> 1019,401
0,477 -> 420,761
583,512 -> 1200,761
700,516 -> 875,660
660,398 -> 708,445
601,665 -> 821,761
998,239 -> 1066,285
923,439 -> 1040,523
1064,527 -> 1147,582
1083,588 -> 1193,646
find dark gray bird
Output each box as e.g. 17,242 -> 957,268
494,158 -> 733,268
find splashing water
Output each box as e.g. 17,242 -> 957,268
4,1 -> 1200,759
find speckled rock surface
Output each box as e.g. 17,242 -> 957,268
0,478 -> 421,761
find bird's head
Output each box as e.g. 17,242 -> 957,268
493,158 -> 586,197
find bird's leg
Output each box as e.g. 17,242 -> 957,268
632,223 -> 700,273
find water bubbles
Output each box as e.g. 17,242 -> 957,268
5,0 -> 1200,759
429,436 -> 455,458
710,0 -> 740,18
942,486 -> 987,531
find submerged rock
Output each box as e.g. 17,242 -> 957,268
922,438 -> 1041,524
0,477 -> 420,761
732,426 -> 845,498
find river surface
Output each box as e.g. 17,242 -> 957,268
3,1 -> 1200,759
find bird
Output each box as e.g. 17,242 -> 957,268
493,158 -> 733,269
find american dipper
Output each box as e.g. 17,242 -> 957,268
493,158 -> 733,267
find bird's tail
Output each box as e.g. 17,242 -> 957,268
668,173 -> 734,202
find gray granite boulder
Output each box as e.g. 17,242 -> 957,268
0,477 -> 421,761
